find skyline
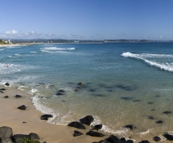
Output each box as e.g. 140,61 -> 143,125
1,0 -> 173,40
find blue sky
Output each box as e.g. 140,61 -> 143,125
0,0 -> 173,40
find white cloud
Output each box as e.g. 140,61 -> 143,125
6,31 -> 11,34
12,30 -> 18,34
1,30 -> 84,39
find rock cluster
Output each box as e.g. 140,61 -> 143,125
0,126 -> 40,143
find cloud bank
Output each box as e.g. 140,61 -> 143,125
0,30 -> 85,39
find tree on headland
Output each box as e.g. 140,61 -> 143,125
0,39 -> 6,44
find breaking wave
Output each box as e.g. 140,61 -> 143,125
40,47 -> 75,53
121,52 -> 173,72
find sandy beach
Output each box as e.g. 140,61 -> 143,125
0,43 -> 34,47
1,85 -> 172,143
0,85 -> 109,143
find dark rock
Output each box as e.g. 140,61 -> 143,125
147,102 -> 153,104
133,100 -> 141,102
78,82 -> 83,86
162,111 -> 172,115
58,89 -> 65,93
86,131 -> 105,137
23,122 -> 27,123
0,126 -> 13,139
40,114 -> 53,120
147,116 -> 154,120
138,140 -> 150,143
0,88 -> 6,90
92,124 -> 102,131
15,95 -> 22,98
80,115 -> 94,126
92,93 -> 104,97
156,120 -> 163,124
155,95 -> 160,97
0,90 -> 4,93
56,92 -> 64,96
151,109 -> 155,111
164,132 -> 173,140
74,87 -> 82,91
43,142 -> 47,143
29,133 -> 40,140
17,105 -> 27,110
5,82 -> 10,86
123,125 -> 134,130
106,135 -> 119,143
93,140 -> 109,143
1,138 -> 13,143
89,89 -> 97,92
73,130 -> 83,137
120,97 -> 133,101
68,121 -> 86,129
153,136 -> 161,142
4,96 -> 9,98
120,138 -> 126,141
116,84 -> 135,91
13,134 -> 30,143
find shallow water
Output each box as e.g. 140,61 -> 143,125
1,42 -> 173,137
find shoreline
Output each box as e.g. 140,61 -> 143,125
0,85 -> 172,143
0,85 -> 109,143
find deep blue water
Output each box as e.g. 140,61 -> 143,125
1,42 -> 173,136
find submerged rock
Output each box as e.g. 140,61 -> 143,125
162,111 -> 172,115
73,130 -> 83,137
153,136 -> 161,142
86,131 -> 105,137
123,125 -> 134,130
40,114 -> 53,120
78,82 -> 83,86
68,121 -> 86,129
80,115 -> 94,126
156,120 -> 163,124
17,105 -> 27,110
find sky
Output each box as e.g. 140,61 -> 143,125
0,0 -> 173,40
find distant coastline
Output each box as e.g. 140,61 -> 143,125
1,39 -> 173,45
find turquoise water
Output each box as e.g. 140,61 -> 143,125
1,43 -> 173,137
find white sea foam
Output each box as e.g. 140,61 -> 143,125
40,47 -> 75,53
0,63 -> 36,74
0,49 -> 4,51
30,51 -> 38,54
14,53 -> 21,56
121,52 -> 173,72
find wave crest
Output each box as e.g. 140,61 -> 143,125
121,52 -> 173,72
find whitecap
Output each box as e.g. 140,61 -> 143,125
121,52 -> 173,72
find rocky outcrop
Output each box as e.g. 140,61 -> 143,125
92,124 -> 102,131
86,131 -> 105,137
68,121 -> 86,129
79,115 -> 94,126
73,130 -> 83,137
40,114 -> 53,120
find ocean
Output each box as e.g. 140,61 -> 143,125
1,42 -> 173,137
